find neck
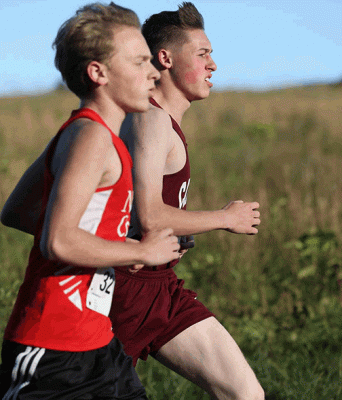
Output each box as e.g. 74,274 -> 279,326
151,78 -> 191,126
80,94 -> 126,136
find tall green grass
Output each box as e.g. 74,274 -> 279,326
1,85 -> 342,398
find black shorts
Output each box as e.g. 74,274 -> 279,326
0,338 -> 147,400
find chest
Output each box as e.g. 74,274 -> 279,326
164,129 -> 187,176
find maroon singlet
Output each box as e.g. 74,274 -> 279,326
149,98 -> 191,269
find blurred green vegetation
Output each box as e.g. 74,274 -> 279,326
1,85 -> 342,399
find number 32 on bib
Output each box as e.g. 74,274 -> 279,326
87,268 -> 115,317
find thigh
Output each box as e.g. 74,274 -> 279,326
110,269 -> 168,365
149,281 -> 214,356
110,268 -> 185,365
153,317 -> 264,400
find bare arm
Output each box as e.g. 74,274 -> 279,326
130,108 -> 260,237
40,120 -> 180,268
0,146 -> 49,234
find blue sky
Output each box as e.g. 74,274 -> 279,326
0,0 -> 341,97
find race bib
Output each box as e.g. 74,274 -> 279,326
86,268 -> 115,317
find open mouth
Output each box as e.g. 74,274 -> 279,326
205,77 -> 213,87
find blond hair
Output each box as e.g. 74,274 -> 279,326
53,2 -> 140,98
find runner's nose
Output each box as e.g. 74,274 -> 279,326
207,55 -> 217,72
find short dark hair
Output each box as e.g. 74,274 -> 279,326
53,2 -> 140,99
142,2 -> 204,66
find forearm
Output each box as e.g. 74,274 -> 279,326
44,227 -> 148,268
125,237 -> 140,244
139,203 -> 226,236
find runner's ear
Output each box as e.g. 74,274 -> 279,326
87,61 -> 108,86
158,49 -> 173,70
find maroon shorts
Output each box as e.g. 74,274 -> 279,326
110,268 -> 214,366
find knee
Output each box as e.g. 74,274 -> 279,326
236,383 -> 265,400
250,384 -> 265,400
209,376 -> 265,400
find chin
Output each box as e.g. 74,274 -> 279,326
190,86 -> 211,101
138,100 -> 150,112
191,92 -> 210,102
126,100 -> 149,114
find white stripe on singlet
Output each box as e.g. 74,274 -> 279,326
3,346 -> 46,400
78,189 -> 113,235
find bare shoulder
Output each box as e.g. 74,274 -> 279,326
132,104 -> 173,143
57,118 -> 112,153
52,118 -> 114,174
72,118 -> 112,142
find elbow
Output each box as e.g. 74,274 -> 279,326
40,233 -> 69,262
40,235 -> 56,260
136,201 -> 166,234
139,213 -> 162,235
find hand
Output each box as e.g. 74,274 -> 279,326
140,228 -> 180,266
222,201 -> 260,234
127,263 -> 144,274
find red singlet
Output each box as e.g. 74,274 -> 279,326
4,108 -> 133,352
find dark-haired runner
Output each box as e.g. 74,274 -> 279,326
115,3 -> 264,400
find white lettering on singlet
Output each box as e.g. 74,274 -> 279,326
178,179 -> 190,209
117,190 -> 133,237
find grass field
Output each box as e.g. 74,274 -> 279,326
1,84 -> 342,399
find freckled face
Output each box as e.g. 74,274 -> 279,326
170,29 -> 217,102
